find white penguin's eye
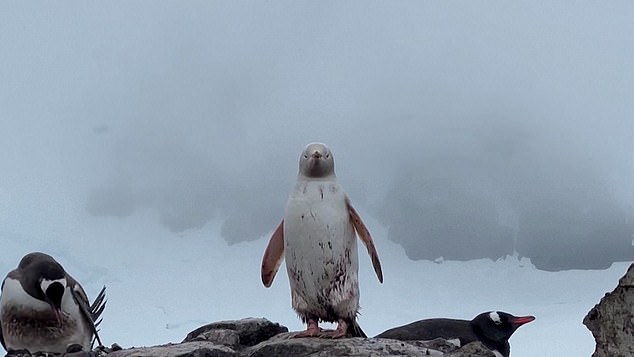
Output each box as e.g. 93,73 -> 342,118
325,153 -> 330,158
303,154 -> 309,159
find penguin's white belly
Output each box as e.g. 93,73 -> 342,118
284,181 -> 359,321
0,279 -> 91,353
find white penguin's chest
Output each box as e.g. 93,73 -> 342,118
284,180 -> 358,287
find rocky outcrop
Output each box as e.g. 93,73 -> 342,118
99,318 -> 496,357
182,318 -> 289,349
104,342 -> 236,357
243,332 -> 441,357
583,263 -> 634,357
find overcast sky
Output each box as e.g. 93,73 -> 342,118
1,2 -> 633,269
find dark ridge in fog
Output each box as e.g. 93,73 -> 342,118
378,117 -> 634,270
2,2 -> 633,271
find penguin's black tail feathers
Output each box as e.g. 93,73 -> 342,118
347,319 -> 367,338
89,286 -> 107,348
90,286 -> 107,326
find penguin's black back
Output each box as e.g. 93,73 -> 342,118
375,318 -> 477,345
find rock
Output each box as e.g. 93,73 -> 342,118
185,329 -> 240,350
182,318 -> 288,348
583,263 -> 634,357
64,352 -> 97,357
106,342 -> 237,357
244,333 -> 443,357
408,338 -> 463,354
446,342 -> 497,357
66,318 -> 497,357
5,348 -> 105,357
66,345 -> 84,354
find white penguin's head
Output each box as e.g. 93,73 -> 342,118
299,142 -> 335,179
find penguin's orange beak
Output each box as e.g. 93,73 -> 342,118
511,315 -> 535,327
50,305 -> 63,325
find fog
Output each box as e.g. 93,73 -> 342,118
2,2 -> 633,270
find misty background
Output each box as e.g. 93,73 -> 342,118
1,2 -> 633,271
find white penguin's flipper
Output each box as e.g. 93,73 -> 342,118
261,220 -> 285,287
347,198 -> 383,283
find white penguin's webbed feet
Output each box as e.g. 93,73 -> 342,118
293,318 -> 321,338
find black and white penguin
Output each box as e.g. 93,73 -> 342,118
0,252 -> 106,355
375,311 -> 535,357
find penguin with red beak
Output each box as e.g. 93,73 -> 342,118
0,252 -> 106,355
375,311 -> 535,357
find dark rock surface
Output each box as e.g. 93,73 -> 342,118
583,262 -> 634,357
107,342 -> 236,357
447,342 -> 497,357
182,317 -> 288,348
243,332 -> 441,357
98,318 -> 498,357
1,318 -> 504,357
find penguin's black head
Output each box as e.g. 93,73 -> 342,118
471,311 -> 535,342
42,279 -> 65,311
18,252 -> 67,322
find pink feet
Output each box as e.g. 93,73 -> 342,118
294,318 -> 321,338
294,318 -> 351,338
330,319 -> 348,339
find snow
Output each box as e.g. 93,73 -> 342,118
0,210 -> 629,357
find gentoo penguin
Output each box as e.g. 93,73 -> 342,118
375,311 -> 535,357
0,252 -> 106,354
261,142 -> 383,338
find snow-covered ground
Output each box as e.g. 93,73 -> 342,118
0,209 -> 629,357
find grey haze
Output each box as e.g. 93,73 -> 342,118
1,2 -> 633,271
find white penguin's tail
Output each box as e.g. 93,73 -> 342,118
347,319 -> 367,338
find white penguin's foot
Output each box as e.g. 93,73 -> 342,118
317,319 -> 348,339
294,318 -> 321,338
330,318 -> 348,339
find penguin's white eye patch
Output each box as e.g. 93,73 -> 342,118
41,278 -> 67,292
489,311 -> 502,325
